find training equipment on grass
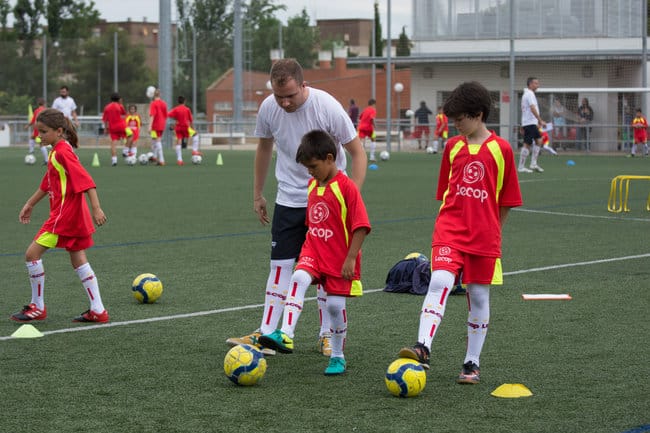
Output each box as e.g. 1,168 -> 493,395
91,152 -> 100,167
138,154 -> 149,165
216,153 -> 223,166
191,154 -> 203,165
368,163 -> 378,170
380,150 -> 390,161
491,383 -> 533,398
224,344 -> 267,386
607,174 -> 650,213
132,273 -> 163,304
11,324 -> 44,339
24,154 -> 36,165
385,358 -> 426,397
125,155 -> 137,166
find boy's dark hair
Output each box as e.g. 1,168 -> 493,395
270,58 -> 304,87
110,92 -> 120,102
177,96 -> 186,104
443,81 -> 491,121
37,108 -> 79,148
368,98 -> 376,106
295,130 -> 337,164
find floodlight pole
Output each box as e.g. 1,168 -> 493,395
385,0 -> 392,153
159,0 -> 173,147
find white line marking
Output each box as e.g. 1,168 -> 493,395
514,207 -> 650,222
3,252 -> 649,341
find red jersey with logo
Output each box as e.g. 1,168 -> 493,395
39,140 -> 97,237
632,115 -> 648,143
298,171 -> 371,281
433,131 -> 522,257
149,99 -> 168,131
126,113 -> 141,140
102,102 -> 127,132
30,105 -> 46,138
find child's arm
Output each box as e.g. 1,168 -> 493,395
341,228 -> 369,280
19,189 -> 48,224
499,206 -> 511,227
86,188 -> 107,226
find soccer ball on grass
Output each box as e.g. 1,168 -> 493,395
132,273 -> 163,304
191,154 -> 203,165
24,154 -> 37,165
379,150 -> 390,161
224,344 -> 267,386
385,358 -> 427,397
138,154 -> 149,165
125,155 -> 137,166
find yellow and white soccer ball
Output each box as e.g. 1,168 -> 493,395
385,358 -> 427,397
224,344 -> 267,386
24,154 -> 37,165
132,273 -> 163,304
380,150 -> 390,161
191,154 -> 203,165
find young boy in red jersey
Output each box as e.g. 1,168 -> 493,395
630,108 -> 648,157
102,92 -> 134,166
167,95 -> 199,165
26,98 -> 49,164
259,129 -> 371,375
358,98 -> 377,161
12,108 -> 109,323
432,105 -> 448,153
398,81 -> 523,384
148,88 -> 168,165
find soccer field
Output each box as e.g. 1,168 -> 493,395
0,147 -> 648,433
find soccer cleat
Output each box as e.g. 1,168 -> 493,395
319,333 -> 332,356
111,162 -> 117,167
72,309 -> 110,323
176,160 -> 184,166
398,343 -> 430,369
191,150 -> 203,156
542,145 -> 558,156
226,331 -> 276,356
324,357 -> 346,375
157,161 -> 166,166
258,329 -> 294,354
10,303 -> 47,322
456,361 -> 481,384
518,167 -> 533,173
530,164 -> 544,173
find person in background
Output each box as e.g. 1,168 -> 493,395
433,105 -> 448,153
348,99 -> 359,129
167,96 -> 199,166
124,105 -> 142,157
102,92 -> 133,166
518,76 -> 546,173
26,98 -> 49,164
629,108 -> 648,157
358,99 -> 377,161
148,89 -> 168,166
413,101 -> 433,150
51,86 -> 79,128
576,97 -> 594,151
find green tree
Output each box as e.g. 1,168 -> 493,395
46,0 -> 99,41
396,26 -> 411,56
244,0 -> 286,72
371,1 -> 384,57
283,8 -> 317,68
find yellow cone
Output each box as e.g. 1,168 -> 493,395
491,383 -> 533,398
91,152 -> 100,167
11,324 -> 44,339
216,153 -> 223,166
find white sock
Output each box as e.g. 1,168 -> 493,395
155,141 -> 165,162
259,258 -> 294,334
518,147 -> 530,169
26,260 -> 45,309
417,270 -> 455,348
28,139 -> 36,153
111,155 -> 118,165
192,135 -> 199,151
75,262 -> 105,313
280,269 -> 312,338
369,141 -> 377,159
464,284 -> 490,366
40,145 -> 49,163
316,283 -> 331,336
432,140 -> 439,152
130,146 -> 137,157
175,144 -> 182,161
531,144 -> 541,166
326,295 -> 347,358
631,144 -> 637,155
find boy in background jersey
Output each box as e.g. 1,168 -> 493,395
630,108 -> 649,157
259,130 -> 371,375
398,81 -> 522,384
167,96 -> 200,165
148,89 -> 168,165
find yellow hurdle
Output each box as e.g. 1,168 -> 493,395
607,175 -> 650,212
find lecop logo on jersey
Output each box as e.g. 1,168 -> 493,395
457,161 -> 488,202
309,202 -> 329,224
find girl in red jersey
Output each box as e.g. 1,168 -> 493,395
124,104 -> 142,156
630,108 -> 649,157
259,130 -> 371,375
398,82 -> 522,384
11,108 -> 110,324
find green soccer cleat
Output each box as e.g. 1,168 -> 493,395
258,330 -> 294,354
324,357 -> 346,375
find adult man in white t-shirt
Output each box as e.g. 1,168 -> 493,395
519,77 -> 547,173
226,58 -> 367,356
51,86 -> 79,127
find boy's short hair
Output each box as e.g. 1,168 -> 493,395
177,96 -> 186,104
296,130 -> 337,164
110,92 -> 120,102
443,81 -> 492,121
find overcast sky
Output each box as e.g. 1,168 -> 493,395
18,0 -> 411,39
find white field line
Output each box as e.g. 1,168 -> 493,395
2,252 -> 649,341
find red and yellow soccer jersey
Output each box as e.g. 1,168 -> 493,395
149,99 -> 168,131
102,102 -> 127,132
435,113 -> 448,137
31,105 -> 45,138
358,106 -> 376,136
434,131 -> 522,257
299,171 -> 371,281
168,105 -> 193,129
126,114 -> 141,140
39,140 -> 97,237
632,115 -> 648,143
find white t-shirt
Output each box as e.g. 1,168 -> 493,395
52,96 -> 78,119
255,87 -> 357,208
521,88 -> 539,127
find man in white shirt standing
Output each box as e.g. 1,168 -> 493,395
52,86 -> 79,128
519,77 -> 546,173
